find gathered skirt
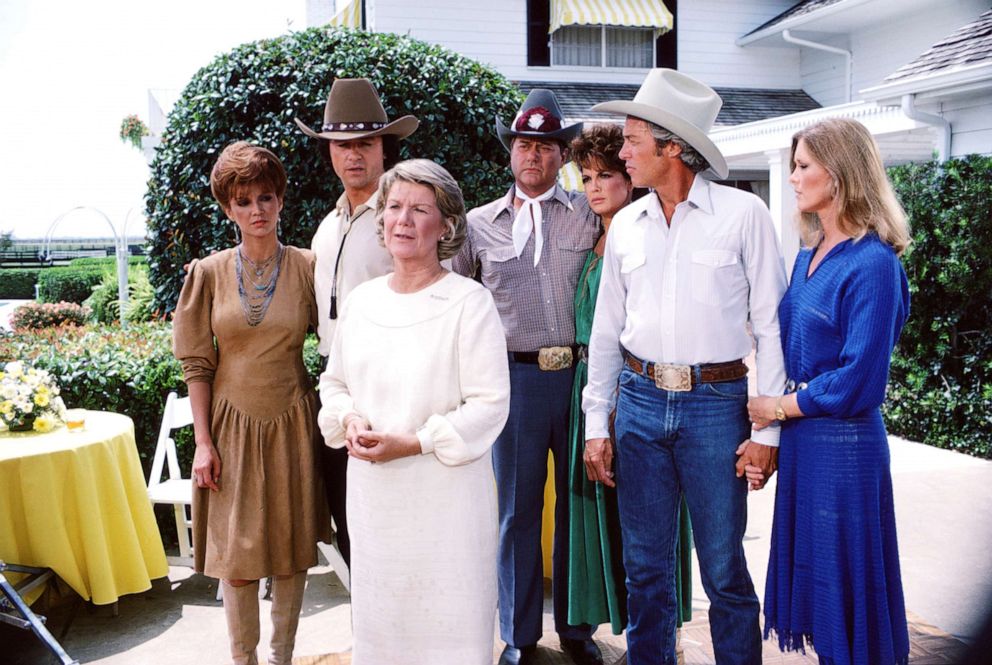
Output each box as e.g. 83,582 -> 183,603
192,391 -> 328,580
764,411 -> 909,665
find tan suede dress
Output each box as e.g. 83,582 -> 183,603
172,245 -> 328,580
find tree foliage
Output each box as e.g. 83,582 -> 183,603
884,155 -> 992,457
145,27 -> 523,313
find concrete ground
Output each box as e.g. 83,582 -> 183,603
4,434 -> 990,664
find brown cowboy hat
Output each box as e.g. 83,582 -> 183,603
294,78 -> 419,141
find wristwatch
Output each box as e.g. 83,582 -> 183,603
775,398 -> 787,422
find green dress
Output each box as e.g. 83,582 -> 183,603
567,250 -> 694,634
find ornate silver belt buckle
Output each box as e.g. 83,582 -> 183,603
538,346 -> 573,371
654,363 -> 692,391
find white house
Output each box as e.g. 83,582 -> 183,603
317,0 -> 992,266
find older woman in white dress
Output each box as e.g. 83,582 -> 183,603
317,159 -> 510,665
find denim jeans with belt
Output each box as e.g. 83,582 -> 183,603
614,366 -> 761,665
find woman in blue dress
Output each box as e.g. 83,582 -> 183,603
747,118 -> 911,665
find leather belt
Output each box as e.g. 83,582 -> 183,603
509,345 -> 579,371
623,350 -> 747,392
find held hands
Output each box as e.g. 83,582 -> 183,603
735,440 -> 778,491
343,414 -> 419,464
192,439 -> 221,492
584,437 -> 616,488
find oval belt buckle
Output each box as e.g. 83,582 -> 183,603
655,364 -> 692,391
538,346 -> 573,371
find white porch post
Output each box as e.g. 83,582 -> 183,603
765,147 -> 800,276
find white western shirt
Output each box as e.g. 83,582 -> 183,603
583,177 -> 788,446
312,190 -> 393,356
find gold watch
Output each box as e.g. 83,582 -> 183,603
775,398 -> 787,422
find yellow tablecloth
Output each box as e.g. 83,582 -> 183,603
0,411 -> 168,605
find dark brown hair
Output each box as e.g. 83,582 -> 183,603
570,124 -> 628,178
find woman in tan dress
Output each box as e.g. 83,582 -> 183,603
173,141 -> 326,665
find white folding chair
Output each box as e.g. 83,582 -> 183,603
147,391 -> 194,568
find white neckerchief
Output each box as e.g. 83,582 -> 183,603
512,185 -> 556,267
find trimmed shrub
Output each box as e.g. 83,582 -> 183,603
884,155 -> 992,458
0,268 -> 40,298
10,301 -> 90,331
145,26 -> 523,314
37,267 -> 105,304
69,256 -> 148,269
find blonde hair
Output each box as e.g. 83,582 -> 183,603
375,159 -> 467,260
791,118 -> 911,255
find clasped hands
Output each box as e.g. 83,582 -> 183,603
343,414 -> 420,464
583,395 -> 781,491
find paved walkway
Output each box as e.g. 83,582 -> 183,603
4,437 -> 990,664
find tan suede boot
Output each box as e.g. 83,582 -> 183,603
268,572 -> 307,665
222,580 -> 260,665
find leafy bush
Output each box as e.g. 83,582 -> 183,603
84,265 -> 158,324
145,26 -> 523,314
10,302 -> 90,331
0,268 -> 40,298
0,323 -> 186,473
37,267 -> 105,304
885,155 -> 992,458
69,256 -> 147,269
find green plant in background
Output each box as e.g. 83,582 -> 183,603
120,114 -> 150,150
37,267 -> 105,304
0,268 -> 41,299
84,265 -> 157,324
144,26 -> 523,314
885,155 -> 992,458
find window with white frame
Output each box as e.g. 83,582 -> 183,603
551,24 -> 655,68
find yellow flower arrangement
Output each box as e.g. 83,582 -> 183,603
0,361 -> 66,434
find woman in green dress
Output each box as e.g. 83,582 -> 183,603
567,125 -> 693,648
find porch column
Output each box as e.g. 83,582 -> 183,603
765,147 -> 800,275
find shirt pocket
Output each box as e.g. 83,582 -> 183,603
690,249 -> 739,306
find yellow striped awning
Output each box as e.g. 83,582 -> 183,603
558,161 -> 585,193
550,0 -> 673,36
328,0 -> 362,28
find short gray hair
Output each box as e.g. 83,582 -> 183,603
375,159 -> 468,260
648,125 -> 710,174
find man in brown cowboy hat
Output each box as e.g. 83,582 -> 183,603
582,68 -> 787,665
454,89 -> 603,665
295,77 -> 418,569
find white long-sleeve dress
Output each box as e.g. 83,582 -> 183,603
318,272 -> 510,665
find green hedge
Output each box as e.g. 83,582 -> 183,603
69,256 -> 148,268
37,267 -> 105,304
145,26 -> 523,315
884,155 -> 992,458
0,268 -> 40,298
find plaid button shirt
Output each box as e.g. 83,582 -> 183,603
453,185 -> 600,352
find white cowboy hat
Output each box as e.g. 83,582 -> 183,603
592,69 -> 728,179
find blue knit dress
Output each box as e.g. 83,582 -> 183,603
764,233 -> 911,665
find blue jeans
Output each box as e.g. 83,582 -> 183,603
614,367 -> 760,665
493,360 -> 593,647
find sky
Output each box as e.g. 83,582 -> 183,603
0,0 -> 306,239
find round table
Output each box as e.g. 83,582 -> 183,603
0,411 -> 168,605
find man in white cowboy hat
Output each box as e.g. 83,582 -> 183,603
295,77 -> 418,569
582,69 -> 787,665
453,89 -> 603,665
